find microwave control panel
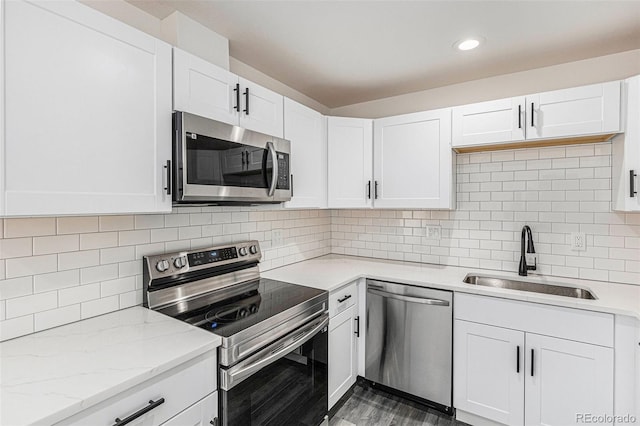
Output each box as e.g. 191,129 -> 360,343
276,152 -> 290,190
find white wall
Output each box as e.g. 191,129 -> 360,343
330,49 -> 640,118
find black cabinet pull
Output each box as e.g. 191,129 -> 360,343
355,316 -> 360,337
233,83 -> 240,112
374,181 -> 379,199
518,105 -> 522,129
290,174 -> 294,197
243,87 -> 250,115
337,294 -> 352,303
367,180 -> 371,199
530,102 -> 535,127
241,151 -> 246,166
530,349 -> 534,377
630,170 -> 637,198
516,345 -> 520,373
113,398 -> 165,426
245,150 -> 250,166
164,160 -> 171,195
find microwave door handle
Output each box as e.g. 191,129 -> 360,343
266,141 -> 278,197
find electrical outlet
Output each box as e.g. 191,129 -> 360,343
272,229 -> 283,247
570,232 -> 586,251
425,225 -> 441,240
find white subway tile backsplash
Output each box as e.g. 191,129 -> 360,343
81,295 -> 119,319
34,305 -> 81,332
0,238 -> 33,259
6,291 -> 57,318
99,215 -> 134,232
33,235 -> 79,255
0,277 -> 33,300
58,250 -> 100,271
6,255 -> 58,278
33,270 -> 79,293
4,218 -> 56,238
59,283 -> 100,306
0,315 -> 34,341
57,217 -> 99,235
80,232 -> 119,250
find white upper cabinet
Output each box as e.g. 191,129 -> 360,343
452,97 -> 525,147
527,81 -> 621,140
283,98 -> 327,209
173,48 -> 284,138
239,77 -> 284,138
373,109 -> 454,209
327,117 -> 373,208
173,48 -> 239,126
1,0 -> 172,216
452,81 -> 621,149
612,75 -> 640,212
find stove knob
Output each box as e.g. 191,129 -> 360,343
238,308 -> 248,318
173,257 -> 187,269
155,260 -> 170,272
249,304 -> 258,314
239,247 -> 248,256
249,245 -> 258,255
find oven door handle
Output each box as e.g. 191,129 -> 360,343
220,314 -> 328,391
266,141 -> 278,197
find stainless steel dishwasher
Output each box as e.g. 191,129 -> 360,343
365,279 -> 453,414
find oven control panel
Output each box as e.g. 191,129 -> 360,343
144,240 -> 262,280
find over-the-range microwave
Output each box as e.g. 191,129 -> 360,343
172,112 -> 291,204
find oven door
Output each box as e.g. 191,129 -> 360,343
173,112 -> 291,204
220,314 -> 328,426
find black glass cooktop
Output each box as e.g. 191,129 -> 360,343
175,278 -> 326,338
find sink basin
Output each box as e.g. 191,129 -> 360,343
463,274 -> 597,300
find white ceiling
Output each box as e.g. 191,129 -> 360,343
127,1 -> 640,108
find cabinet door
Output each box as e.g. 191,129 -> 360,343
3,0 -> 171,215
173,48 -> 239,126
612,76 -> 640,212
525,333 -> 614,426
162,392 -> 217,426
373,109 -> 453,209
329,304 -> 358,409
239,78 -> 284,138
452,97 -> 525,147
283,98 -> 327,208
327,117 -> 373,208
526,81 -> 621,140
453,320 -> 525,426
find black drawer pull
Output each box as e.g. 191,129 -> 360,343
516,345 -> 520,373
355,316 -> 360,338
113,398 -> 165,426
530,349 -> 534,377
337,294 -> 352,303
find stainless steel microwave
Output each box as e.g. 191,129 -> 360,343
172,112 -> 291,204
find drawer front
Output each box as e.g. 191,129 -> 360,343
57,352 -> 217,426
455,293 -> 613,347
162,392 -> 218,426
329,282 -> 357,318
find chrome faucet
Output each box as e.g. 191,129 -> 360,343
518,225 -> 536,276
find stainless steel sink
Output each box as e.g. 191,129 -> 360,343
462,274 -> 597,300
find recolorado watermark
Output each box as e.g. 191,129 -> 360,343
576,413 -> 637,424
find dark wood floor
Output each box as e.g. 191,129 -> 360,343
329,382 -> 468,426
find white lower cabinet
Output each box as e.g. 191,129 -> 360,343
163,392 -> 218,426
56,352 -> 217,426
328,281 -> 360,408
454,294 -> 614,426
454,321 -> 525,425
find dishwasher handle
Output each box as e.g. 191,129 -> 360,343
368,287 -> 450,306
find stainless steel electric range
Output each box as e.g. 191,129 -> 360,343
143,241 -> 329,426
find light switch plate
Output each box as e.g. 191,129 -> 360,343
425,225 -> 441,240
272,229 -> 283,247
570,232 -> 586,251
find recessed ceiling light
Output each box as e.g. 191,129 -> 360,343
456,38 -> 481,51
